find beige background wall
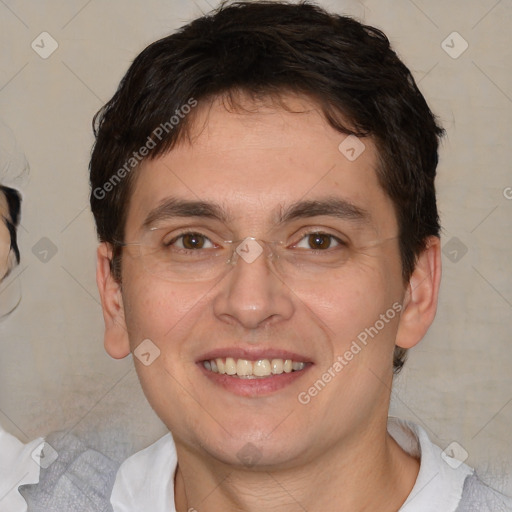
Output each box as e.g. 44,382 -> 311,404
0,0 -> 511,488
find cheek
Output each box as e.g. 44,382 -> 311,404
294,258 -> 404,380
121,270 -> 208,347
120,275 -> 206,409
0,223 -> 11,270
299,264 -> 394,334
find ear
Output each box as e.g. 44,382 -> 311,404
395,236 -> 442,349
96,243 -> 131,359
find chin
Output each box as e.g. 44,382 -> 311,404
178,418 -> 309,470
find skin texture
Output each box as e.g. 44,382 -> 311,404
0,192 -> 15,281
97,93 -> 441,512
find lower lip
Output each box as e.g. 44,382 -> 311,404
198,364 -> 312,397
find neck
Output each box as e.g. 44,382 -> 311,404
174,420 -> 419,512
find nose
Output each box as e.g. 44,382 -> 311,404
212,239 -> 294,330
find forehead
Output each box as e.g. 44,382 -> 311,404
125,92 -> 397,236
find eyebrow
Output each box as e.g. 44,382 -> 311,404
142,196 -> 371,230
143,198 -> 230,229
277,197 -> 371,225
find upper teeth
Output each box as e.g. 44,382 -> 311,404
203,358 -> 306,378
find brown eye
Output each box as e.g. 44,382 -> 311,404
308,233 -> 333,250
294,233 -> 342,251
181,233 -> 207,250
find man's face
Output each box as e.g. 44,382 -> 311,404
112,93 -> 408,467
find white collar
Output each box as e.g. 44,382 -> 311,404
0,424 -> 43,512
388,418 -> 473,511
110,417 -> 473,512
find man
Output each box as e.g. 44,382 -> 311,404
90,1 -> 512,510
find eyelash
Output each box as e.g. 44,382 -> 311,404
162,230 -> 347,251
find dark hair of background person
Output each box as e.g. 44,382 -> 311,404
89,0 -> 445,373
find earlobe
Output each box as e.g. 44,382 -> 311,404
96,243 -> 131,359
395,236 -> 442,350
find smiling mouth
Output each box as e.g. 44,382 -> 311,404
202,357 -> 307,379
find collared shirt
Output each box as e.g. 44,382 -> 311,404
111,417 -> 509,511
0,423 -> 43,512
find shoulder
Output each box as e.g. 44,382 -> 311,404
20,431 -> 121,512
456,473 -> 512,512
113,432 -> 176,491
0,424 -> 43,512
110,433 -> 177,512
